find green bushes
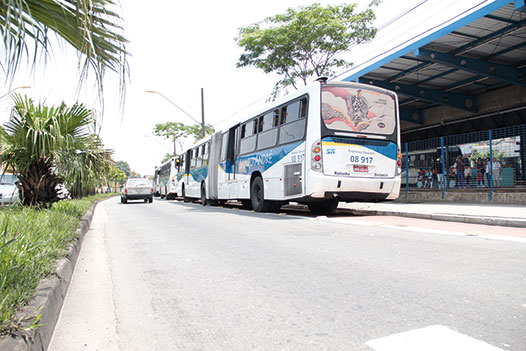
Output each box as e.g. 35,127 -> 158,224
0,194 -> 113,335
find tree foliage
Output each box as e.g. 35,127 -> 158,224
0,0 -> 129,98
153,122 -> 215,155
116,160 -> 132,177
235,2 -> 377,93
0,95 -> 111,206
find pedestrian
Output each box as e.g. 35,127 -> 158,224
476,158 -> 485,187
464,161 -> 472,187
431,166 -> 438,188
455,155 -> 465,188
492,158 -> 502,187
485,157 -> 491,187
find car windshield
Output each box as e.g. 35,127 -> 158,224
0,174 -> 18,185
127,179 -> 150,187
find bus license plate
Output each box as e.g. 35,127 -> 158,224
353,165 -> 369,173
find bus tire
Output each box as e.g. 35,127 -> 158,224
307,199 -> 339,215
201,183 -> 207,206
251,176 -> 271,212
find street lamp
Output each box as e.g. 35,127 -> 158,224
146,89 -> 206,138
0,85 -> 31,100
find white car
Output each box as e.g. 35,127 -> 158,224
0,174 -> 20,206
121,178 -> 154,204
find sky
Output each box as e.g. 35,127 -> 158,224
0,0 -> 433,176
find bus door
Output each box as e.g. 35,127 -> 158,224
184,149 -> 192,191
226,125 -> 240,199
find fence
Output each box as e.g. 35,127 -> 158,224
401,123 -> 526,200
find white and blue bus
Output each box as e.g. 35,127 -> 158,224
179,80 -> 401,213
158,157 -> 179,199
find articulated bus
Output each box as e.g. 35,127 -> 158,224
157,158 -> 179,199
178,80 -> 401,213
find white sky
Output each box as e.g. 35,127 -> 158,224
0,0 -> 441,176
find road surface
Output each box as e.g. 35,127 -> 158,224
49,198 -> 526,350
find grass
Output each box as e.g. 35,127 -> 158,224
0,194 -> 115,335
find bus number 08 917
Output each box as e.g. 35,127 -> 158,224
350,155 -> 373,164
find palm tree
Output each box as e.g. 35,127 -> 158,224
57,134 -> 114,198
0,94 -> 108,206
0,0 -> 128,96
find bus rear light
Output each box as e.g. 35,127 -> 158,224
396,148 -> 402,176
311,140 -> 323,172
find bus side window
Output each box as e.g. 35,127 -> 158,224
281,107 -> 287,124
240,124 -> 246,139
273,109 -> 279,127
220,132 -> 228,162
258,111 -> 279,150
278,98 -> 308,145
240,119 -> 257,155
202,143 -> 209,165
258,116 -> 264,133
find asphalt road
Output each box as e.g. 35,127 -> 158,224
49,197 -> 526,351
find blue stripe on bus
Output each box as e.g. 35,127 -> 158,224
221,141 -> 304,175
190,167 -> 208,182
322,137 -> 398,160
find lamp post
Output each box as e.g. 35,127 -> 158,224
0,85 -> 31,100
146,89 -> 206,138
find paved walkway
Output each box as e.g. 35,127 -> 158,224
338,202 -> 526,228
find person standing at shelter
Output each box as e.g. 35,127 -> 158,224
492,158 -> 502,187
455,155 -> 466,188
464,161 -> 472,187
476,158 -> 485,187
485,157 -> 491,187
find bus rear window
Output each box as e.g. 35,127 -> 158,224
321,86 -> 396,135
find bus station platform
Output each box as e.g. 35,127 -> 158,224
337,201 -> 526,228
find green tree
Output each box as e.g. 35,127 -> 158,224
109,166 -> 127,185
0,94 -> 107,206
57,135 -> 113,198
235,2 -> 377,93
0,0 -> 129,97
116,160 -> 132,178
153,122 -> 215,155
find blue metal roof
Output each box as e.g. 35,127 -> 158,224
335,0 -> 526,128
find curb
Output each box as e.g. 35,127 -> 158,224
0,200 -> 102,351
345,209 -> 526,228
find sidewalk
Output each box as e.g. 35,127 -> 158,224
338,202 -> 526,228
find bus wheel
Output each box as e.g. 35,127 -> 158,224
201,183 -> 207,206
250,176 -> 271,212
307,199 -> 339,215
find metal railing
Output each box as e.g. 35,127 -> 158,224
401,123 -> 526,200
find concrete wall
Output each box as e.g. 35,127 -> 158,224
397,190 -> 526,204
